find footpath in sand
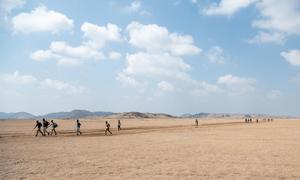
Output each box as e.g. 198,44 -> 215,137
0,118 -> 300,179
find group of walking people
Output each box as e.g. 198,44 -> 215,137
34,118 -> 58,136
245,118 -> 273,123
34,119 -> 122,137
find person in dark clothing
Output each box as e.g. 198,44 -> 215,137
42,118 -> 50,136
195,119 -> 199,127
105,121 -> 112,135
50,120 -> 58,135
118,120 -> 121,131
76,119 -> 82,135
34,120 -> 44,136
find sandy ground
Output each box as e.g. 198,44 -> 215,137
0,118 -> 300,180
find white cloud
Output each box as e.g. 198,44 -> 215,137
206,46 -> 226,64
202,0 -> 300,43
30,50 -> 55,61
0,71 -> 36,85
126,0 -> 141,12
81,22 -> 122,49
157,81 -> 175,92
281,49 -> 300,66
267,89 -> 281,99
218,74 -> 256,94
247,31 -> 286,44
31,22 -> 123,66
116,73 -> 147,88
108,51 -> 122,60
40,79 -> 87,94
122,52 -> 191,80
252,0 -> 300,36
124,0 -> 151,15
192,81 -> 220,96
12,6 -> 74,34
191,0 -> 198,4
0,0 -> 25,14
126,21 -> 201,56
203,0 -> 256,16
31,41 -> 105,66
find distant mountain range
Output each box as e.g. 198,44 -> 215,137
0,110 -> 115,119
0,110 -> 293,120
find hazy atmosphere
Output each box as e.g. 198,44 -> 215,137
1,0 -> 300,116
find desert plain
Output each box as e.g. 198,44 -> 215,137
0,118 -> 300,179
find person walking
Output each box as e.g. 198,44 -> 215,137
195,119 -> 199,127
33,120 -> 44,136
50,120 -> 58,135
76,119 -> 82,135
118,120 -> 121,131
105,121 -> 112,135
42,118 -> 50,136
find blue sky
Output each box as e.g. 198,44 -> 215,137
0,0 -> 300,116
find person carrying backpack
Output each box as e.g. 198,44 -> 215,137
50,120 -> 58,135
105,121 -> 112,135
76,119 -> 82,135
33,120 -> 44,136
42,118 -> 50,136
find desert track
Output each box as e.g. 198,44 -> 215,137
0,120 -> 245,138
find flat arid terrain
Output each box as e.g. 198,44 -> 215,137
0,118 -> 300,179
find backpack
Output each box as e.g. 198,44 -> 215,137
53,123 -> 58,128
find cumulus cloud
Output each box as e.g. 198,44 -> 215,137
281,49 -> 300,66
157,81 -> 175,92
203,0 -> 256,16
116,22 -> 212,96
121,52 -> 191,80
124,0 -> 150,15
192,81 -> 220,96
202,0 -> 300,43
116,73 -> 147,88
0,0 -> 25,14
31,41 -> 105,66
126,0 -> 141,12
206,46 -> 226,64
40,79 -> 87,94
30,22 -> 123,66
0,71 -> 36,84
12,6 -> 74,34
252,0 -> 300,36
81,22 -> 122,49
218,74 -> 256,94
109,51 -> 122,60
247,31 -> 286,44
126,21 -> 201,56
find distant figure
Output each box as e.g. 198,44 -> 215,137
195,119 -> 198,127
76,119 -> 82,135
250,118 -> 252,123
34,120 -> 44,136
118,120 -> 121,131
50,120 -> 58,135
256,119 -> 259,123
245,118 -> 248,123
42,118 -> 50,136
105,121 -> 112,135
271,118 -> 273,122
